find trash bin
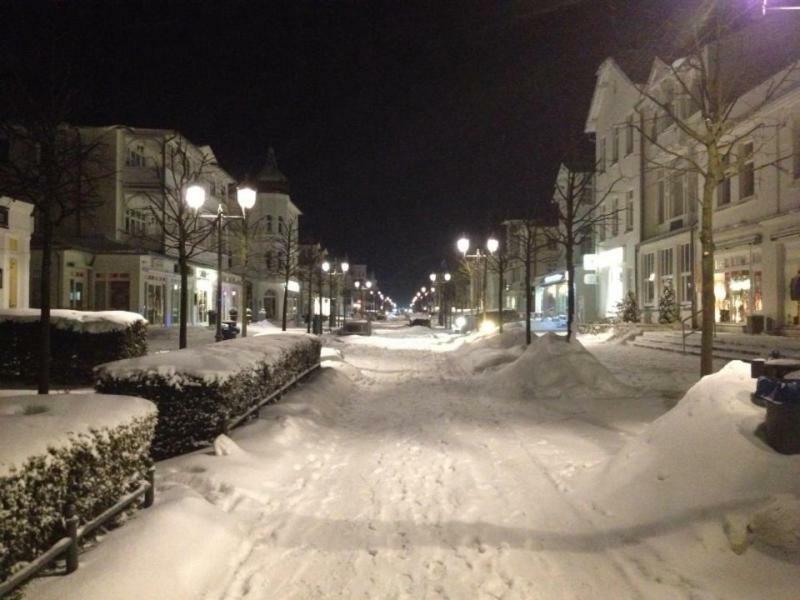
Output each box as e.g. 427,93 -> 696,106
312,315 -> 323,335
208,309 -> 217,326
763,378 -> 800,455
229,308 -> 239,322
746,315 -> 764,335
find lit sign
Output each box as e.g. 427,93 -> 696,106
286,280 -> 300,293
583,254 -> 597,271
584,273 -> 598,285
544,273 -> 564,284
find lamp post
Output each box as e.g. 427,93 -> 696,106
186,184 -> 244,342
322,261 -> 332,331
486,236 -> 502,332
443,272 -> 451,328
236,186 -> 256,337
341,262 -> 350,326
354,280 -> 362,319
365,280 -> 373,316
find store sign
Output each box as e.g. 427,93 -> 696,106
583,273 -> 597,285
544,273 -> 564,284
286,280 -> 300,293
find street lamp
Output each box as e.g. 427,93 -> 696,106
186,184 -> 243,342
236,186 -> 256,337
341,262 -> 350,325
457,237 -> 470,256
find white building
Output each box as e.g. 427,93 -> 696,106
246,149 -> 303,323
27,126 -> 240,326
0,197 -> 33,309
585,55 -> 648,318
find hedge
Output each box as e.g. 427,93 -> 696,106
0,394 -> 157,582
0,310 -> 147,385
95,333 -> 321,459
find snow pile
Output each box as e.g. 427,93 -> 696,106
98,332 -> 316,385
27,486 -> 249,600
0,394 -> 156,476
450,326 -> 527,373
0,308 -> 146,333
484,332 -> 635,398
586,361 -> 800,553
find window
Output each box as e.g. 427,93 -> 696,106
598,138 -> 606,172
643,253 -> 655,303
678,243 -> 692,304
612,127 -> 619,164
657,176 -> 666,224
625,117 -> 634,155
659,248 -> 674,296
124,208 -> 146,235
266,214 -> 273,233
718,176 -> 731,207
265,251 -> 274,271
739,142 -> 754,199
0,206 -> 8,228
793,117 -> 800,179
278,216 -> 285,234
126,144 -> 146,167
625,190 -> 634,232
670,171 -> 685,219
611,198 -> 619,237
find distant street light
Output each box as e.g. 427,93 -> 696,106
236,185 -> 256,337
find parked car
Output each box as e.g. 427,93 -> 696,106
408,312 -> 432,327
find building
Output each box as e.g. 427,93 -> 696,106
245,149 -> 303,323
0,197 -> 34,309
584,55 -> 649,318
23,125 -> 241,325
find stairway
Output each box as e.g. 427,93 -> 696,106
630,329 -> 800,361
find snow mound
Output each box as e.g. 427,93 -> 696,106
586,361 -> 800,529
450,326 -> 528,373
485,333 -> 635,398
0,308 -> 145,333
749,494 -> 800,554
0,394 -> 156,476
27,486 -> 248,600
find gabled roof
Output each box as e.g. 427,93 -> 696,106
585,55 -> 652,133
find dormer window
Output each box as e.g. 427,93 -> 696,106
126,144 -> 146,167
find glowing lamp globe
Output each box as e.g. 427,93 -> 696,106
486,237 -> 499,254
444,272 -> 451,282
236,186 -> 256,211
341,262 -> 350,273
321,261 -> 331,273
457,237 -> 469,255
185,185 -> 206,210
366,280 -> 373,289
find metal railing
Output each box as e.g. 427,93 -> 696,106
0,467 -> 155,597
681,309 -> 715,354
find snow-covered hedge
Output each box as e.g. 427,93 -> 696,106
0,310 -> 148,384
95,334 -> 321,459
0,394 -> 157,581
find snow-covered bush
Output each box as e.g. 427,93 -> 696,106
95,334 -> 321,459
658,284 -> 679,324
0,309 -> 147,384
616,291 -> 640,323
0,394 -> 157,581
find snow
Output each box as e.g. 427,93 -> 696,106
97,332 -> 317,385
0,309 -> 146,333
0,394 -> 156,476
23,328 -> 800,599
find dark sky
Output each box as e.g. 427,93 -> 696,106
2,0 -> 702,301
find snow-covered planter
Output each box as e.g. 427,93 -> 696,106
95,334 -> 321,459
0,310 -> 148,384
0,394 -> 157,582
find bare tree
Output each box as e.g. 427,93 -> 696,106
506,216 -> 553,345
633,2 -> 800,374
274,218 -> 301,331
0,66 -> 111,393
546,164 -> 624,341
140,133 -> 217,349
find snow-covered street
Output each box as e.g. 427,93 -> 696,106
27,324 -> 800,599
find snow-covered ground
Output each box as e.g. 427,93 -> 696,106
146,320 -> 296,354
24,324 -> 800,599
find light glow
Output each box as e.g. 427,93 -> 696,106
185,185 -> 206,210
236,186 -> 256,211
486,237 -> 499,254
457,237 -> 470,255
480,319 -> 497,333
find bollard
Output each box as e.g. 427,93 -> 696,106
64,504 -> 79,574
144,466 -> 155,508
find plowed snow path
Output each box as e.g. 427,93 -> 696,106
214,340 -> 690,600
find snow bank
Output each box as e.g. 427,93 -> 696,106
0,394 -> 156,477
450,326 -> 527,373
27,486 -> 248,600
0,308 -> 146,334
484,333 -> 635,398
587,361 -> 800,548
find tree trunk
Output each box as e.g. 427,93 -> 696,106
306,269 -> 313,333
566,241 -> 575,343
37,213 -> 53,394
281,270 -> 289,331
700,173 -> 716,376
179,253 -> 189,349
525,243 -> 532,345
241,279 -> 248,337
497,258 -> 504,333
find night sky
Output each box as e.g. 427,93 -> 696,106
2,0 -> 703,301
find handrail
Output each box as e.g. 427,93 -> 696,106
0,467 -> 155,597
681,309 -> 714,354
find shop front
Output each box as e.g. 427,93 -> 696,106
535,271 -> 569,318
714,247 -> 762,325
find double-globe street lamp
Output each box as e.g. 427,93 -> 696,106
456,236 -> 498,328
321,260 -> 349,330
186,184 -> 255,342
429,272 -> 452,327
